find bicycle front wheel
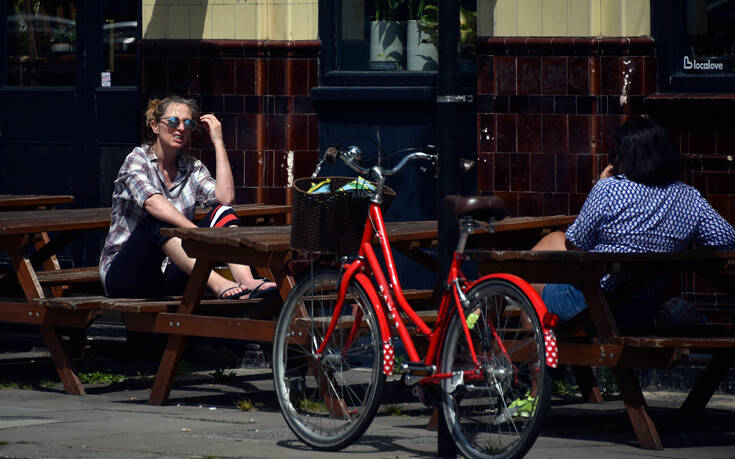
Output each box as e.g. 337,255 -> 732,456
272,269 -> 385,450
440,278 -> 552,459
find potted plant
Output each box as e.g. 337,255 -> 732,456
51,25 -> 76,53
406,0 -> 437,71
369,0 -> 406,70
419,5 -> 477,70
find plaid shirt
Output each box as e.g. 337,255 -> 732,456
99,145 -> 217,286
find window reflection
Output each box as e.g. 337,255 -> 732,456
102,1 -> 137,87
684,0 -> 735,74
6,0 -> 77,86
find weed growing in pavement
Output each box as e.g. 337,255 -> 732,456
210,368 -> 236,383
235,398 -> 255,411
176,359 -> 191,378
39,380 -> 56,388
599,368 -> 619,397
0,381 -> 33,390
78,371 -> 126,384
382,404 -> 408,417
393,355 -> 405,374
297,398 -> 328,414
552,380 -> 580,398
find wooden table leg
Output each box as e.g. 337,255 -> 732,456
612,367 -> 663,450
257,250 -> 294,303
149,259 -> 213,405
680,349 -> 735,416
40,325 -> 85,395
572,365 -> 604,403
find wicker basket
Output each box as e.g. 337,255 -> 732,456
291,177 -> 396,254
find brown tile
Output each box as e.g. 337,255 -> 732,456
625,56 -> 643,96
567,57 -> 588,95
517,114 -> 542,153
576,96 -> 598,115
170,58 -> 194,93
494,152 -> 510,191
228,149 -> 245,187
291,149 -> 320,180
224,95 -> 244,113
266,115 -> 286,149
479,114 -> 495,152
286,114 -> 308,151
543,115 -> 568,154
543,193 -> 569,216
143,58 -> 167,93
556,154 -> 577,193
709,175 -> 735,194
601,57 -> 621,96
307,114 -> 319,150
518,57 -> 541,94
478,55 -> 493,94
236,59 -> 257,95
244,150 -> 265,188
689,130 -> 715,155
200,94 -> 224,113
569,115 -> 590,153
477,152 -> 494,192
235,186 -> 258,204
577,154 -> 594,193
494,56 -> 517,95
510,153 -> 530,191
287,59 -> 310,96
494,191 -> 519,217
542,57 -> 567,95
496,115 -> 516,152
293,96 -> 314,114
219,114 -> 237,149
265,187 -> 287,205
270,150 -> 290,187
236,114 -> 259,150
716,130 -> 735,155
213,59 -> 236,94
570,193 -> 587,214
589,57 -> 601,95
601,115 -> 621,154
518,192 -> 543,216
555,96 -> 577,115
529,96 -> 554,114
530,153 -> 555,192
308,58 -> 319,89
642,56 -> 657,95
267,59 -> 287,95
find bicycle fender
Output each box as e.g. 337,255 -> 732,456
470,273 -> 559,369
353,272 -> 396,376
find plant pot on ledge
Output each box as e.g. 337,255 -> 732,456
369,20 -> 406,70
406,19 -> 437,71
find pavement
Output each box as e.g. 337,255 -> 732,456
1,351 -> 735,459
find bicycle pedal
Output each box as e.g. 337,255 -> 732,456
400,363 -> 436,387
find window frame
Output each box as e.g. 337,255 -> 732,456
651,0 -> 735,93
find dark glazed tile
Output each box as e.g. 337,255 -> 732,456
576,96 -> 598,115
190,129 -> 210,150
478,55 -> 493,94
267,59 -> 287,96
224,95 -> 244,114
170,59 -> 194,94
478,152 -> 494,192
601,115 -> 621,154
494,191 -> 519,217
292,149 -> 320,180
244,96 -> 262,113
510,153 -> 530,191
236,59 -> 257,95
517,115 -> 542,153
235,187 -> 257,205
642,56 -> 657,95
555,96 -> 576,115
266,115 -> 286,150
689,130 -> 715,155
570,193 -> 587,214
287,114 -> 308,151
530,154 -> 555,192
308,58 -> 319,89
577,154 -> 594,193
143,58 -> 167,93
200,94 -> 224,113
556,154 -> 577,193
479,114 -> 495,153
518,192 -> 543,216
293,96 -> 314,114
606,96 -> 623,115
274,96 -> 293,114
717,130 -> 735,154
288,59 -> 310,96
709,174 -> 735,194
601,57 -> 621,96
494,152 -> 510,191
567,57 -> 588,95
494,95 -> 509,113
543,193 -> 569,216
476,94 -> 494,113
496,115 -> 516,152
517,57 -> 541,94
219,114 -> 237,149
542,57 -> 567,95
269,150 -> 289,187
529,96 -> 554,114
569,115 -> 590,153
628,96 -> 647,115
509,95 -> 530,114
244,150 -> 264,188
265,187 -> 287,205
213,60 -> 236,94
236,114 -> 258,150
228,149 -> 245,187
625,56 -> 643,95
307,114 -> 319,150
543,115 -> 568,154
494,56 -> 517,95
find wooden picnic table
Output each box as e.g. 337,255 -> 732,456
0,194 -> 74,211
0,203 -> 291,396
469,249 -> 735,450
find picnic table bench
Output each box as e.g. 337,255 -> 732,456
469,249 -> 735,450
0,194 -> 74,211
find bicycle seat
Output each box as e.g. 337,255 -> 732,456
443,195 -> 506,222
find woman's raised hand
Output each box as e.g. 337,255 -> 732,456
199,113 -> 224,146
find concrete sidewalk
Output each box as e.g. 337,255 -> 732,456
1,353 -> 734,458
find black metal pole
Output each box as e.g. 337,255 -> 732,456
436,0 -> 460,457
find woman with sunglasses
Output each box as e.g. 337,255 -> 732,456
100,95 -> 276,300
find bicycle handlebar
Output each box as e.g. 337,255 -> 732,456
317,145 -> 437,179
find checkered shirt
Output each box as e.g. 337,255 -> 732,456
566,175 -> 735,291
99,145 -> 217,286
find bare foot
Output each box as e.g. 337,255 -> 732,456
216,281 -> 246,299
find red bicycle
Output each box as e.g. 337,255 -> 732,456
273,146 -> 559,458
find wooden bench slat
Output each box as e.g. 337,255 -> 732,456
613,336 -> 735,349
36,267 -> 101,285
102,298 -> 264,313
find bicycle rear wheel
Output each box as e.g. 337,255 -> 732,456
440,278 -> 551,459
272,269 -> 385,450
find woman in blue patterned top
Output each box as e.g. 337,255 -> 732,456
532,117 -> 735,332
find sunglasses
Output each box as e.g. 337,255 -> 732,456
160,116 -> 197,131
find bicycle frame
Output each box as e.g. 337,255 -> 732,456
315,200 -> 560,381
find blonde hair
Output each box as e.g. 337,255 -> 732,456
144,95 -> 200,144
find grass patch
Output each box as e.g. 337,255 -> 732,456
599,368 -> 619,397
235,398 -> 254,411
78,371 -> 126,384
210,368 -> 237,383
38,380 -> 57,388
381,404 -> 408,417
0,381 -> 33,390
296,398 -> 328,414
176,359 -> 191,378
552,380 -> 579,398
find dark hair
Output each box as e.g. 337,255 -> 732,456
611,117 -> 681,186
143,95 -> 200,144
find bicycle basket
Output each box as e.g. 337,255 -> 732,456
291,176 -> 396,254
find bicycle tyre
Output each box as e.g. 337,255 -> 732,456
440,278 -> 552,459
272,268 -> 386,450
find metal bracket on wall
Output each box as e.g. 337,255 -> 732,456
436,95 -> 473,103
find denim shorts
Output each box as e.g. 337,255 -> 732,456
541,283 -> 587,323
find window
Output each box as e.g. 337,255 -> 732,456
652,0 -> 735,93
101,0 -> 138,87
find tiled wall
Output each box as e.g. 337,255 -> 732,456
140,40 -> 320,205
476,37 -> 656,217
